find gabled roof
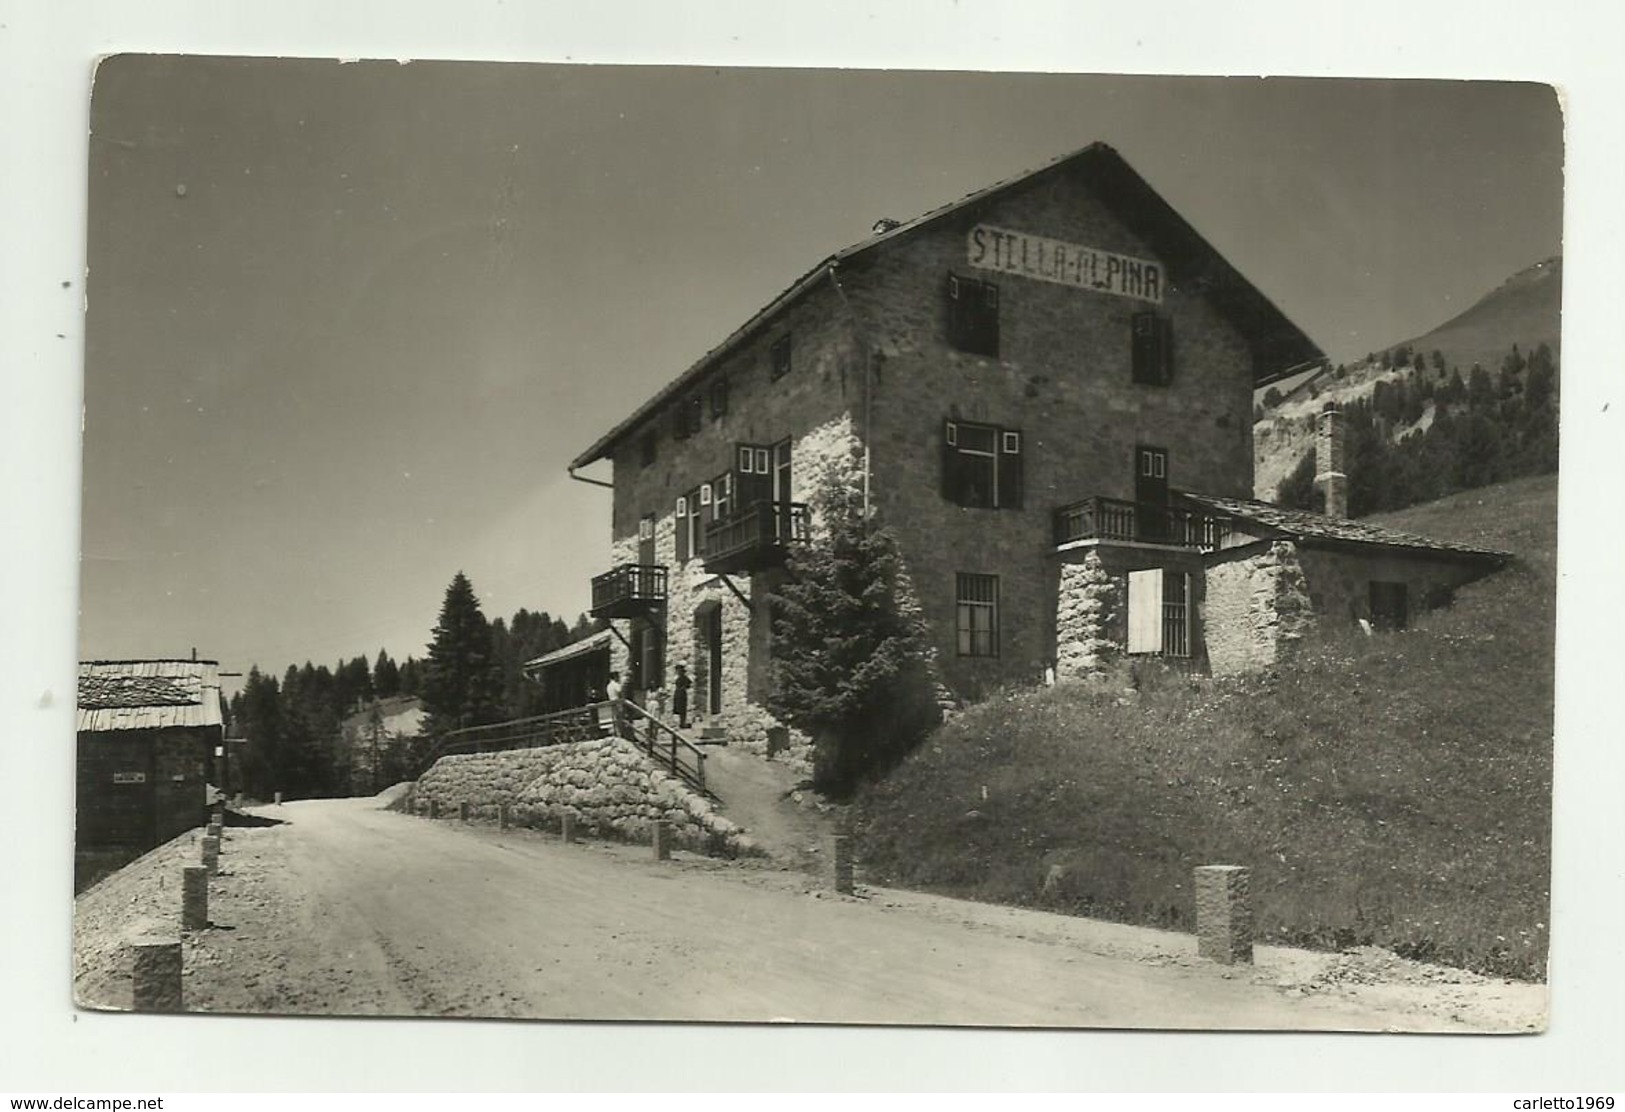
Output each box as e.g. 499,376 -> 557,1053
1181,493 -> 1512,564
77,659 -> 224,733
571,141 -> 1324,469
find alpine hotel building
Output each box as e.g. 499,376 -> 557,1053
551,143 -> 1506,749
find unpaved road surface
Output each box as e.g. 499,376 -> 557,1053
75,794 -> 1545,1030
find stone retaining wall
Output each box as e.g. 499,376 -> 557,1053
408,740 -> 759,857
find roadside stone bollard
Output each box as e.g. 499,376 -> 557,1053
1195,865 -> 1253,965
273,791 -> 282,806
499,803 -> 510,831
832,834 -> 854,895
428,799 -> 440,820
459,801 -> 470,822
182,865 -> 208,931
131,937 -> 183,1012
653,819 -> 672,861
561,813 -> 577,844
200,834 -> 220,875
233,792 -> 243,808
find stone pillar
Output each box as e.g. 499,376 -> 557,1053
182,866 -> 208,931
832,834 -> 854,894
499,803 -> 511,831
459,801 -> 470,823
206,820 -> 222,842
131,938 -> 183,1012
200,834 -> 220,875
561,813 -> 577,843
273,791 -> 283,806
1195,865 -> 1253,965
652,819 -> 672,861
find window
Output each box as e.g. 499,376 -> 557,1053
1369,581 -> 1408,630
770,335 -> 792,380
942,418 -> 1023,509
956,573 -> 999,657
684,487 -> 702,558
671,395 -> 702,440
712,470 -> 732,520
1127,568 -> 1191,657
640,430 -> 657,468
947,273 -> 999,358
709,376 -> 729,419
675,496 -> 690,563
1132,311 -> 1173,385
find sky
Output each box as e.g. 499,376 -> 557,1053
78,60 -> 1564,683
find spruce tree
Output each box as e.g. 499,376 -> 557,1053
373,648 -> 400,698
422,572 -> 504,735
766,461 -> 941,795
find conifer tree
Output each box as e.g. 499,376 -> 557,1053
373,648 -> 400,698
766,452 -> 941,795
422,571 -> 504,735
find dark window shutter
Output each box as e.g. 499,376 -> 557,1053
998,429 -> 1024,510
672,404 -> 689,440
941,420 -> 959,503
1133,312 -> 1171,386
675,498 -> 689,563
710,376 -> 729,418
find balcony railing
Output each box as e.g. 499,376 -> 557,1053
1053,496 -> 1230,550
590,563 -> 668,618
702,500 -> 810,575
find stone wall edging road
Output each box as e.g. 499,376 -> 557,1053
409,739 -> 759,857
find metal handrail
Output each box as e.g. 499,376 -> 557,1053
420,701 -> 611,775
417,698 -> 709,796
621,699 -> 709,795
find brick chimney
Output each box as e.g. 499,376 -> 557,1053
1315,405 -> 1348,518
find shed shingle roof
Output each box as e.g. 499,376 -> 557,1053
77,659 -> 225,733
1180,493 -> 1512,563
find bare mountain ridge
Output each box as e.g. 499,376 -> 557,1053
1253,256 -> 1561,499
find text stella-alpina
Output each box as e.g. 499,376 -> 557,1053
968,224 -> 1163,304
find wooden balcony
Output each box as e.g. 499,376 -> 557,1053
589,563 -> 668,618
1053,496 -> 1230,550
702,500 -> 810,575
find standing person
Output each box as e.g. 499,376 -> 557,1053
672,663 -> 691,730
604,670 -> 624,737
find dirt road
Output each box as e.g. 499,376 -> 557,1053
73,794 -> 1544,1029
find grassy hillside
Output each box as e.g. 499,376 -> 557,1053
855,475 -> 1555,979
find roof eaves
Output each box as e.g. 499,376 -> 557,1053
567,144 -> 1115,471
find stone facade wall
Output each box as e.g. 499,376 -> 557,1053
1293,544 -> 1492,628
599,271 -> 863,750
594,159 -> 1284,704
843,164 -> 1260,695
1203,541 -> 1315,676
409,741 -> 757,857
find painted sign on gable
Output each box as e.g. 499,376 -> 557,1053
968,224 -> 1163,304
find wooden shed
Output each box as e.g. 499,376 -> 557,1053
75,659 -> 224,891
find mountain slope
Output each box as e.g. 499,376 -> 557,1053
1253,256 -> 1561,500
